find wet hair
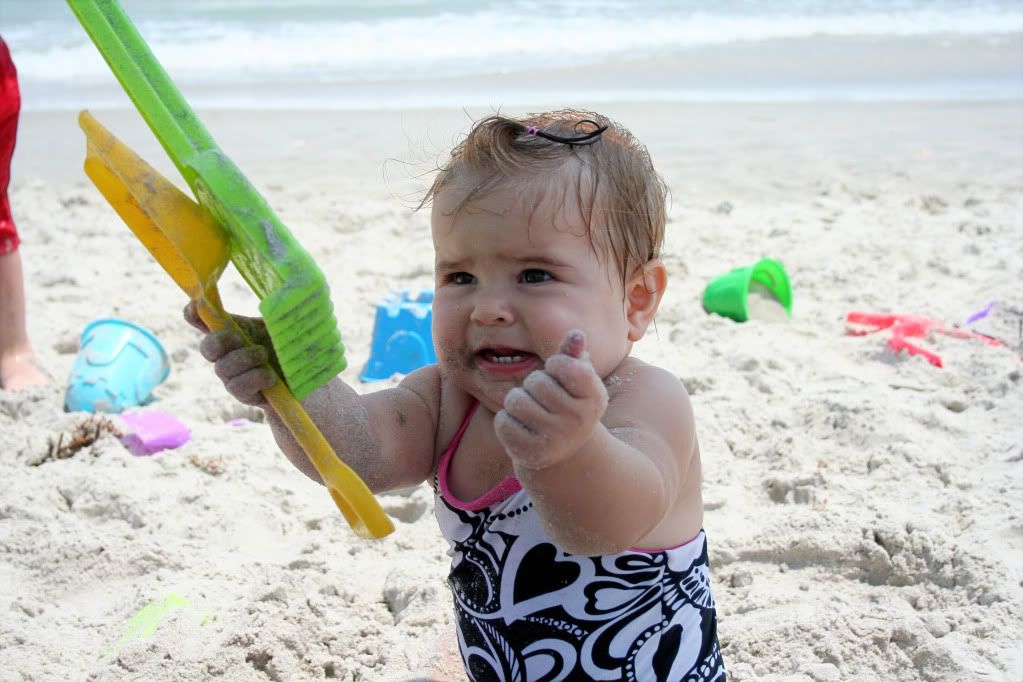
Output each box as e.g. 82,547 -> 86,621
420,109 -> 668,281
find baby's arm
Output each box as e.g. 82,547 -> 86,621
185,303 -> 440,493
496,330 -> 696,556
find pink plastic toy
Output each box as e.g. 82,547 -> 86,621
846,311 -> 1005,368
119,411 -> 190,456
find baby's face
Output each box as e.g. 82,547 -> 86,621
431,172 -> 633,412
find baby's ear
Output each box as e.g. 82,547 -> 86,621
625,258 -> 667,342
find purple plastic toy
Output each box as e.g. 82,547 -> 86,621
964,300 -> 996,327
119,411 -> 190,456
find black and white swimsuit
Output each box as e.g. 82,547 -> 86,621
433,401 -> 726,681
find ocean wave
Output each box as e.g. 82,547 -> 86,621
9,5 -> 1023,86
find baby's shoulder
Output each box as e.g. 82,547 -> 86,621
604,357 -> 694,427
394,366 -> 479,462
605,356 -> 690,400
432,372 -> 482,439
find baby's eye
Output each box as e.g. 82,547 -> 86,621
520,269 -> 553,284
448,272 -> 475,285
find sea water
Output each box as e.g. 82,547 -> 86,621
2,0 -> 1021,110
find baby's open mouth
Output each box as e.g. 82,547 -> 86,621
477,347 -> 536,364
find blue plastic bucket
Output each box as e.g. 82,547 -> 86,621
65,318 -> 170,413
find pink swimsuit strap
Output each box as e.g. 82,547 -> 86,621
437,400 -> 522,511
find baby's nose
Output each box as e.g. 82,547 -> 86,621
470,290 -> 514,325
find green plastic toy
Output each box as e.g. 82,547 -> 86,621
702,258 -> 793,323
66,0 -> 346,401
67,0 -> 395,538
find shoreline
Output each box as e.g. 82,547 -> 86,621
17,32 -> 1023,111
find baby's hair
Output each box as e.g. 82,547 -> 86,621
421,109 -> 668,281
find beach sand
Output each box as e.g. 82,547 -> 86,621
1,101 -> 1021,681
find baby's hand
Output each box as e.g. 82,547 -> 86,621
183,302 -> 278,407
495,329 -> 609,470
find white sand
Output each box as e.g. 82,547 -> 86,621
1,101 -> 1021,681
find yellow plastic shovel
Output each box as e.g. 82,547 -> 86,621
80,111 -> 394,539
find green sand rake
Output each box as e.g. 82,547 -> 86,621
67,0 -> 393,538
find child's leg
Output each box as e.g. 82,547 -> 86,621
0,40 -> 45,391
0,249 -> 47,390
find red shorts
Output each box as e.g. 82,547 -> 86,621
0,38 -> 21,255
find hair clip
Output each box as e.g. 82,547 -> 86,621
521,119 -> 608,146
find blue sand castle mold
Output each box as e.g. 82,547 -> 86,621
65,318 -> 171,413
360,289 -> 436,382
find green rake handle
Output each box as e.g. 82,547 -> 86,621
66,0 -> 216,186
